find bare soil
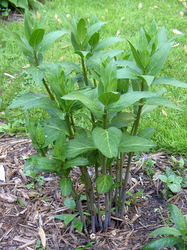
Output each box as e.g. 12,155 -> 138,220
0,137 -> 186,250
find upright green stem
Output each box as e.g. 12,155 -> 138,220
95,164 -> 103,230
65,113 -> 74,138
34,51 -> 55,101
81,56 -> 88,86
80,166 -> 96,233
119,104 -> 143,218
72,188 -> 88,235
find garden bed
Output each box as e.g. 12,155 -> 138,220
0,136 -> 186,250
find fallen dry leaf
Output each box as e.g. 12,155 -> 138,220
172,29 -> 184,35
0,193 -> 17,203
0,164 -> 5,182
138,2 -> 143,9
38,226 -> 46,249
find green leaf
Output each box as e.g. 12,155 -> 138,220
147,42 -> 173,75
24,11 -> 33,41
157,174 -> 168,183
168,204 -> 186,232
168,183 -> 181,193
62,91 -> 103,115
64,157 -> 89,169
89,32 -> 100,47
142,237 -> 181,250
67,137 -> 96,158
71,32 -> 80,50
55,213 -> 77,226
43,118 -> 69,145
9,93 -> 57,110
64,198 -> 76,210
10,0 -> 28,9
53,133 -> 67,161
87,21 -> 106,38
119,136 -> 155,153
92,127 -> 122,158
77,18 -> 87,44
138,75 -> 155,86
39,30 -> 67,52
117,68 -> 138,80
128,41 -> 144,70
27,155 -> 61,173
145,97 -> 179,109
109,91 -> 157,114
72,218 -> 83,232
59,177 -> 72,196
94,37 -> 122,51
29,29 -> 45,48
153,77 -> 187,88
99,92 -> 120,106
138,128 -> 155,139
96,175 -> 113,194
149,227 -> 182,237
110,112 -> 135,128
24,158 -> 37,178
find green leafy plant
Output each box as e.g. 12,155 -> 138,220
0,0 -> 42,12
143,204 -> 187,250
157,169 -> 183,198
9,13 -> 187,233
125,190 -> 145,206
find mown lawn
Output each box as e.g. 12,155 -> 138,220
0,0 -> 187,154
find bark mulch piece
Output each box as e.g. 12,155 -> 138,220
0,137 -> 186,250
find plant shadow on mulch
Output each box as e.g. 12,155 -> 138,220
0,137 -> 186,250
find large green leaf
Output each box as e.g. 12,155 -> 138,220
138,75 -> 155,86
117,68 -> 138,80
43,118 -> 69,145
64,157 -> 89,169
72,218 -> 83,232
96,175 -> 113,194
88,32 -> 100,47
59,177 -> 72,196
147,42 -> 173,75
149,227 -> 182,237
99,92 -> 120,106
67,137 -> 96,158
53,133 -> 67,161
153,77 -> 187,88
9,93 -> 57,110
119,135 -> 155,153
29,29 -> 45,48
27,155 -> 61,173
128,41 -> 144,70
138,127 -> 155,139
24,11 -> 33,41
77,18 -> 87,44
94,37 -> 122,51
55,213 -> 77,226
168,183 -> 182,193
110,112 -> 135,128
168,204 -> 187,232
92,127 -> 122,158
145,97 -> 179,109
87,21 -> 106,38
142,237 -> 181,250
62,91 -> 103,115
10,0 -> 28,9
108,91 -> 156,114
39,30 -> 67,52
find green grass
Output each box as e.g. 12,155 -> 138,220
0,0 -> 187,154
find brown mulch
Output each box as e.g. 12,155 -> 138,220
0,137 -> 187,250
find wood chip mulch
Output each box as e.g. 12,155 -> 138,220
0,136 -> 186,250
